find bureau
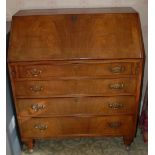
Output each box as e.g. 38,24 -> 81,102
8,8 -> 144,152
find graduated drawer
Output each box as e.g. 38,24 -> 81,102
16,62 -> 133,78
20,116 -> 133,138
17,96 -> 135,116
15,78 -> 136,97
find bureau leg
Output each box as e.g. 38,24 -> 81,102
123,136 -> 134,149
24,139 -> 34,153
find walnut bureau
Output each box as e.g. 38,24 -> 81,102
8,8 -> 144,152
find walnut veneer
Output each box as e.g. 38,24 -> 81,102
8,8 -> 144,151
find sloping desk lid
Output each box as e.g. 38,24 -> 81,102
8,8 -> 144,62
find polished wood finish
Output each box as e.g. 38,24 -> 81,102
17,62 -> 134,78
15,78 -> 136,97
8,8 -> 144,62
8,8 -> 144,150
20,116 -> 133,138
17,96 -> 136,116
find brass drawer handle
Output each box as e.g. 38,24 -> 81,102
30,68 -> 42,77
108,103 -> 123,109
108,122 -> 122,128
110,66 -> 125,73
109,83 -> 124,89
31,104 -> 46,112
30,85 -> 43,92
34,124 -> 48,131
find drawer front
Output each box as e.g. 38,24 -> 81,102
20,116 -> 133,138
17,62 -> 133,78
15,78 -> 136,97
17,96 -> 135,116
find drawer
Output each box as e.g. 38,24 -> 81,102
17,96 -> 135,116
16,62 -> 133,78
20,116 -> 133,138
15,78 -> 136,97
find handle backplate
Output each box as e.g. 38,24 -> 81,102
109,83 -> 124,89
29,68 -> 42,77
31,104 -> 46,112
108,103 -> 123,110
34,124 -> 48,131
30,85 -> 43,92
108,122 -> 122,128
110,66 -> 125,74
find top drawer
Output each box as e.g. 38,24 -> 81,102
15,62 -> 134,79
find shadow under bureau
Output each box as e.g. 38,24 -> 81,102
8,7 -> 144,152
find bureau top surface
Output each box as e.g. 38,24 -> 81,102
14,8 -> 137,16
8,8 -> 144,62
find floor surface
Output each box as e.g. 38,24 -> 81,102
22,129 -> 148,155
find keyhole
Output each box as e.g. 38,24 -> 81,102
71,15 -> 77,22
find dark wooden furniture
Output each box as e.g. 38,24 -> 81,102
8,8 -> 144,152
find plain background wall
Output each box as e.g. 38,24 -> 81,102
6,0 -> 148,108
6,22 -> 21,155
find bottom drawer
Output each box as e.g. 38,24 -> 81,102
20,116 -> 133,138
